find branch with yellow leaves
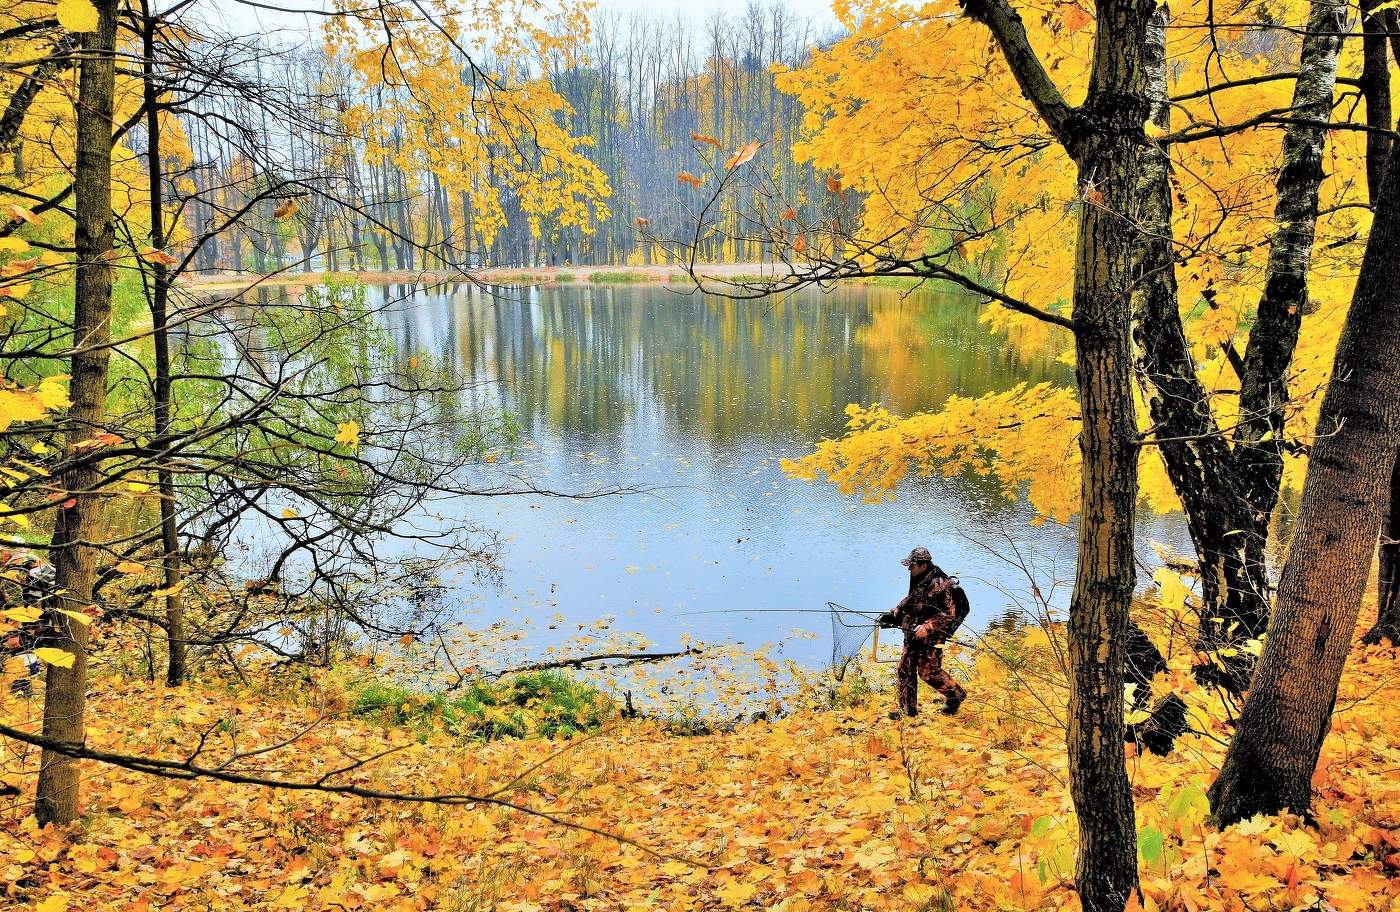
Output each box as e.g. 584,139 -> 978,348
958,0 -> 1076,150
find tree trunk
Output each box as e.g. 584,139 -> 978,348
965,0 -> 1158,905
1358,0 -> 1400,648
1127,0 -> 1346,693
1209,118 -> 1400,827
141,1 -> 186,686
1363,458 -> 1400,644
35,0 -> 119,827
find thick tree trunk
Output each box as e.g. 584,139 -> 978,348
35,0 -> 119,826
965,0 -> 1159,904
1209,123 -> 1400,827
1358,0 -> 1400,649
142,2 -> 186,686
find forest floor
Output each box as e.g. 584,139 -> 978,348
182,263 -> 799,292
3,643 -> 1400,912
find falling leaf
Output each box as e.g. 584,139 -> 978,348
38,375 -> 72,409
140,247 -> 179,267
2,204 -> 36,224
780,207 -> 797,221
724,141 -> 761,170
1061,3 -> 1093,31
273,199 -> 299,220
677,170 -> 704,189
34,647 -> 76,669
690,131 -> 723,149
51,607 -> 93,626
116,561 -> 144,574
826,175 -> 842,194
281,507 -> 299,519
335,421 -> 361,448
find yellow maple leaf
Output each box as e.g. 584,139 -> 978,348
56,0 -> 99,32
335,421 -> 361,448
716,880 -> 756,907
34,647 -> 76,669
38,375 -> 72,410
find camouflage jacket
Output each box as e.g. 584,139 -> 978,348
894,567 -> 958,643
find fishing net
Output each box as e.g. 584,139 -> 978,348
828,602 -> 876,681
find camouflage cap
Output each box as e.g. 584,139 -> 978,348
900,546 -> 933,567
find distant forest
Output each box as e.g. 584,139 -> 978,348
175,3 -> 836,273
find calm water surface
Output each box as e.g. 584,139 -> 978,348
352,281 -> 1192,669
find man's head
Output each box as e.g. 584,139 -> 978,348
900,546 -> 933,575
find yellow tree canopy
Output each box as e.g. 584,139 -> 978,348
325,0 -> 611,248
778,0 -> 1367,520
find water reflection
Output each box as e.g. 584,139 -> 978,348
365,281 -> 1190,666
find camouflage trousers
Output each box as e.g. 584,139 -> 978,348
896,643 -> 965,715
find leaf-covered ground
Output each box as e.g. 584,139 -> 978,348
3,646 -> 1400,912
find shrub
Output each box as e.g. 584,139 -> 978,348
347,671 -> 613,741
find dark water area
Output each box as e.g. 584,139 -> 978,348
348,280 -> 1193,669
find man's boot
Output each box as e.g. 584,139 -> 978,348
940,697 -> 963,715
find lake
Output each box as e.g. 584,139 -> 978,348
351,279 -> 1193,672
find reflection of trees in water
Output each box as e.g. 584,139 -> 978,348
374,282 -> 1074,455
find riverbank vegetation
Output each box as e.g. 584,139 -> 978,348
3,0 -> 1400,911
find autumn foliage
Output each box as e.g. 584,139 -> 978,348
3,630 -> 1399,912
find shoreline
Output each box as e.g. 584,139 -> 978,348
180,262 -> 800,291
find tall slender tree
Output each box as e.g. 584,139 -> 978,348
35,0 -> 120,826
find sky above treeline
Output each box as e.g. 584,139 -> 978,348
210,0 -> 838,37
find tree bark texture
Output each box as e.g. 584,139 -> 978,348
1209,119 -> 1400,827
965,0 -> 1159,906
141,1 -> 187,686
35,0 -> 119,827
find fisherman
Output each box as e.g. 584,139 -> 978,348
888,546 -> 966,719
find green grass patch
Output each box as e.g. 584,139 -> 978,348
588,271 -> 649,283
554,273 -> 577,282
864,275 -> 929,289
348,671 -> 614,741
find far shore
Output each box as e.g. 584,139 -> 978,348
181,262 -> 801,291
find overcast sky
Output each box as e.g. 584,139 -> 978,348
206,0 -> 837,39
